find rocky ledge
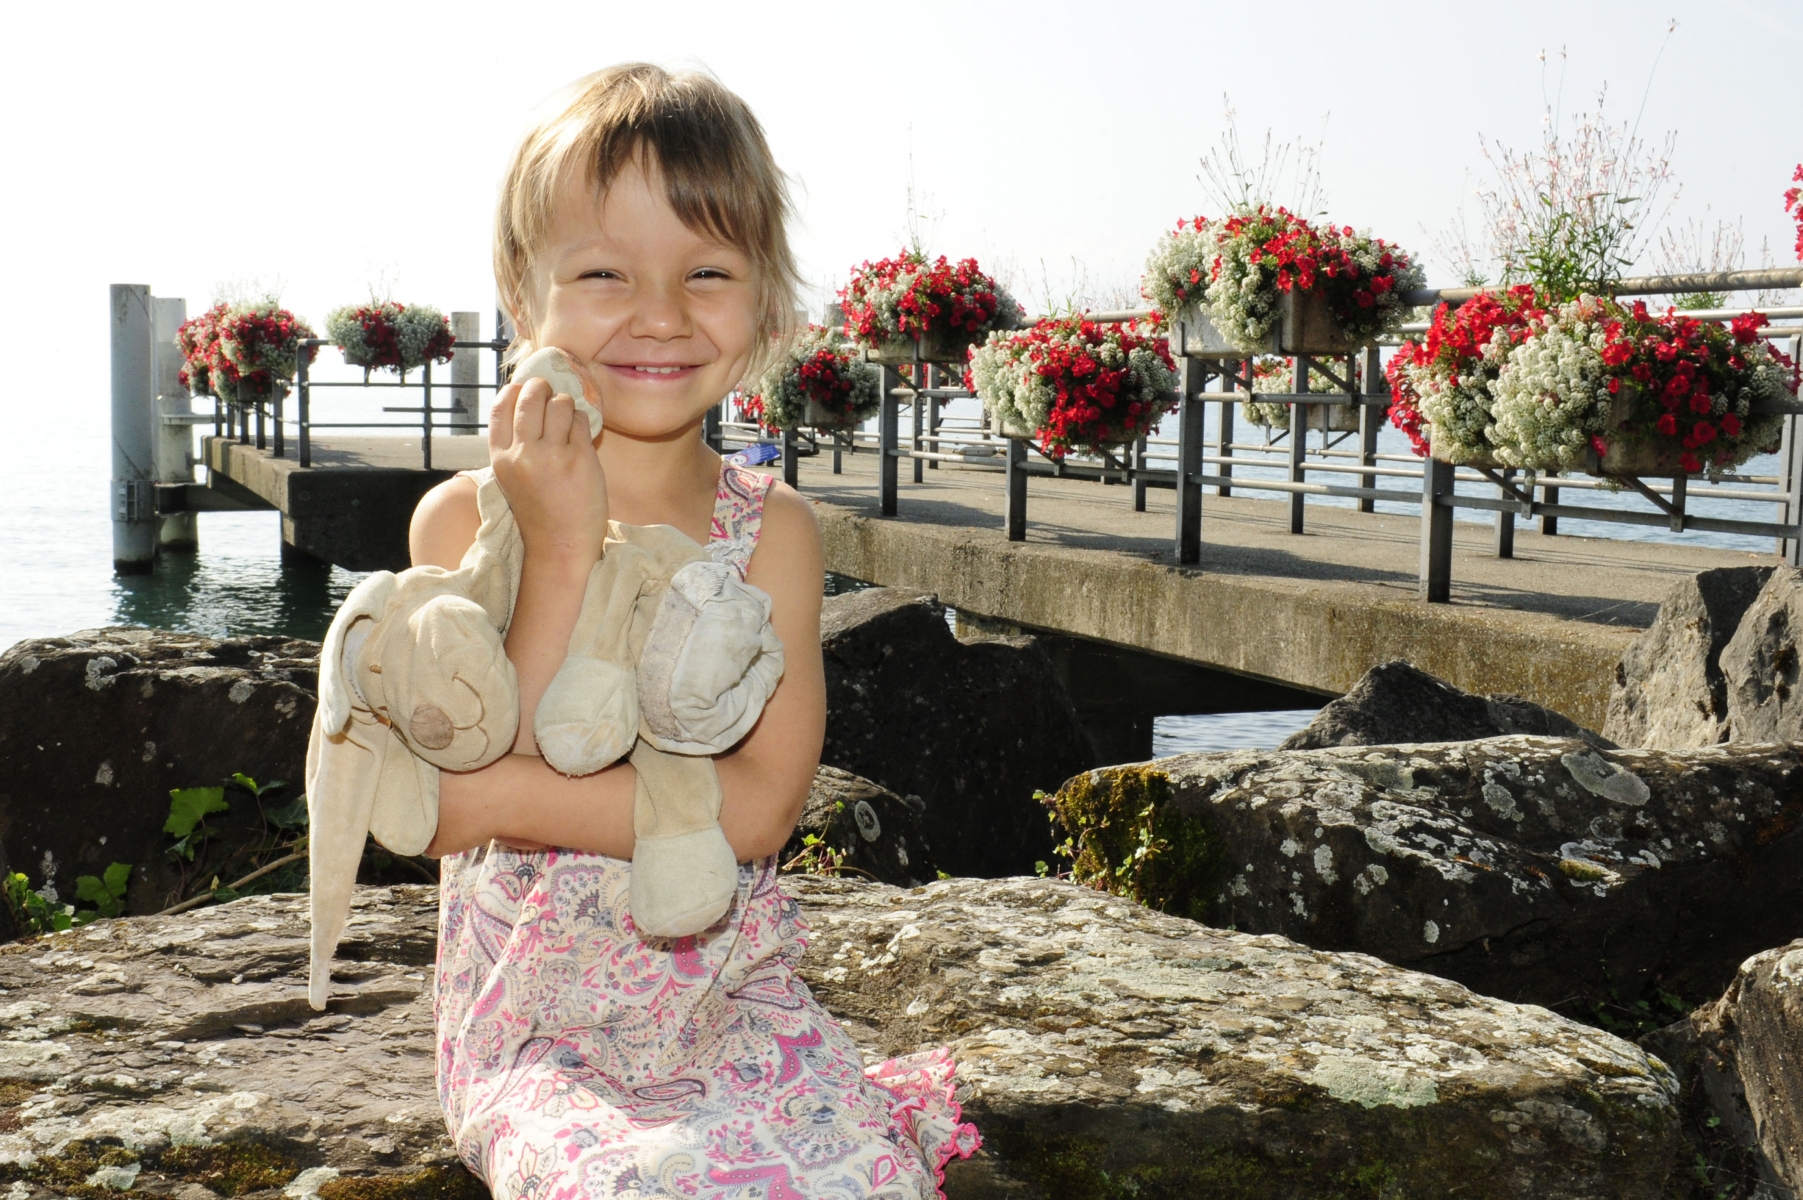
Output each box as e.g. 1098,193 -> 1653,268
0,879 -> 1685,1198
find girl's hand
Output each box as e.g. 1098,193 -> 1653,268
488,376 -> 608,562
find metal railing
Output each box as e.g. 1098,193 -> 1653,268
718,267 -> 1803,602
216,334 -> 510,470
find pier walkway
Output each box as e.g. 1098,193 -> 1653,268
202,433 -> 1768,729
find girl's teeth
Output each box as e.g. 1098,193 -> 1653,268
634,366 -> 682,374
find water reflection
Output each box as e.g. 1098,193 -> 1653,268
110,537 -> 366,643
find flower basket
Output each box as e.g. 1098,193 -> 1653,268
1144,209 -> 1423,359
840,252 -> 1022,362
748,325 -> 879,432
967,317 -> 1176,459
326,301 -> 456,378
208,300 -> 317,408
1241,357 -> 1362,432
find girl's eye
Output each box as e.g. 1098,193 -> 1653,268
692,268 -> 732,281
579,269 -> 620,281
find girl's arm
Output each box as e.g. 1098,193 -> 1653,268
408,472 -> 825,863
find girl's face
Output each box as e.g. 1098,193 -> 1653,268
527,159 -> 759,443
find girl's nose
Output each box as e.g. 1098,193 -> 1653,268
628,281 -> 692,341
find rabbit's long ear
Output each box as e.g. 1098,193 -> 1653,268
514,346 -> 602,440
318,573 -> 398,734
306,707 -> 390,1011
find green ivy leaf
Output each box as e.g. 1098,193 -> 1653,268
102,862 -> 131,900
74,875 -> 107,905
165,787 -> 229,838
265,796 -> 309,830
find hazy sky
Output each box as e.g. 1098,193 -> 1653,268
5,0 -> 1802,384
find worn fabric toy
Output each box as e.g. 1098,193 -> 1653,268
305,348 -> 784,1010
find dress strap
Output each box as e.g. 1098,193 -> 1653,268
708,464 -> 774,579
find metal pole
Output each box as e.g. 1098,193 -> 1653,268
704,402 -> 723,452
1358,347 -> 1382,514
878,364 -> 899,516
1541,476 -> 1559,536
1132,434 -> 1148,512
1419,457 -> 1455,602
927,365 -> 941,471
1288,357 -> 1308,534
273,384 -> 285,458
1494,467 -> 1516,558
450,312 -> 479,435
1217,359 -> 1235,497
255,397 -> 266,450
1786,415 -> 1803,567
1005,436 -> 1027,541
1176,358 -> 1205,564
298,346 -> 312,469
422,359 -> 433,471
110,284 -> 158,574
782,426 -> 798,488
911,363 -> 925,484
152,296 -> 198,552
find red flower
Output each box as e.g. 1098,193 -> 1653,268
1656,413 -> 1678,436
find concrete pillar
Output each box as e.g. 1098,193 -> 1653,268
110,284 -> 157,574
450,312 -> 479,434
152,296 -> 198,551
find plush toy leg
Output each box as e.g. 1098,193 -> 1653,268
627,741 -> 738,938
637,558 -> 785,755
306,706 -> 435,1010
535,548 -> 642,776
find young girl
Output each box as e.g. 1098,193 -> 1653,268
409,64 -> 979,1199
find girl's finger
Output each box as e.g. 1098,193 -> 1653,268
542,393 -> 576,445
514,378 -> 551,443
488,382 -> 520,452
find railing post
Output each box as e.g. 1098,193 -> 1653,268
450,312 -> 479,435
833,429 -> 843,475
1540,475 -> 1559,536
1132,433 -> 1148,512
911,366 -> 925,484
1494,467 -> 1516,558
110,283 -> 157,574
1216,359 -> 1235,497
1358,346 -> 1382,513
1176,357 -> 1205,564
782,426 -> 798,488
878,363 -> 899,516
298,346 -> 312,469
255,397 -> 266,450
704,401 -> 723,452
1288,356 -> 1308,534
927,365 -> 941,472
1005,436 -> 1028,541
1781,409 -> 1795,562
1419,457 -> 1454,602
422,359 -> 434,471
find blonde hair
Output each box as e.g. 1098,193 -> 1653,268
494,63 -> 801,379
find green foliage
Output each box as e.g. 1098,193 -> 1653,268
165,786 -> 229,854
73,862 -> 131,921
3,873 -> 71,934
1505,193 -> 1643,302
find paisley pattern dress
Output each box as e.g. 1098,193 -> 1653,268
434,464 -> 980,1199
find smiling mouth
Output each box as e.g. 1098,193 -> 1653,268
614,364 -> 696,376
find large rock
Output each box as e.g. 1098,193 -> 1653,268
1046,738 -> 1803,1017
1605,565 -> 1774,749
820,588 -> 1090,876
1723,566 -> 1803,744
0,881 -> 1683,1199
1643,939 -> 1803,1197
0,629 -> 319,920
1281,659 -> 1611,751
778,765 -> 940,887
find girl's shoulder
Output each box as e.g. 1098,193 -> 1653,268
410,473 -> 481,570
743,476 -> 822,586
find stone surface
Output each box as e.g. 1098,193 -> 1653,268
1281,659 -> 1611,751
1605,566 -> 1775,749
779,765 -> 939,887
0,629 -> 320,922
1046,738 -> 1803,1017
819,588 -> 1089,877
0,880 -> 1685,1199
1644,939 -> 1803,1198
1723,566 -> 1803,745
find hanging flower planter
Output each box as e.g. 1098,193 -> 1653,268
325,301 -> 456,379
1389,287 -> 1545,463
1144,209 -> 1423,358
201,300 -> 318,408
840,251 -> 1022,364
1241,357 -> 1363,433
746,325 -> 879,432
967,316 -> 1177,459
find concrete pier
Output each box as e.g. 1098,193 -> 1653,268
197,434 -> 1774,728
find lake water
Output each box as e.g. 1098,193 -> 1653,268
2,396 -> 1789,755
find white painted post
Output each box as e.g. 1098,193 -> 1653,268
111,284 -> 158,573
450,311 -> 479,434
152,296 -> 198,551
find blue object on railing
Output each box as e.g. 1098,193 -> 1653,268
724,443 -> 781,467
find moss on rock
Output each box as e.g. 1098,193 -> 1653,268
1045,766 -> 1227,923
318,1164 -> 490,1200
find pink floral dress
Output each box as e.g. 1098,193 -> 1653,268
434,464 -> 980,1200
